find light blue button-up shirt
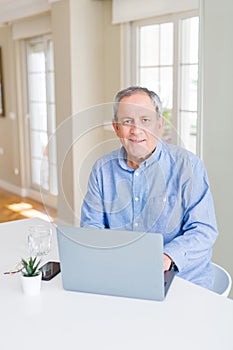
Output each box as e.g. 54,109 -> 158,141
81,140 -> 218,289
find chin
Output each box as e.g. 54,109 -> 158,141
129,151 -> 151,163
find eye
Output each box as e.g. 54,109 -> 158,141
142,117 -> 151,124
121,119 -> 133,125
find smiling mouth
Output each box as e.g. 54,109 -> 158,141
129,139 -> 146,143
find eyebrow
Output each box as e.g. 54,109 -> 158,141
119,115 -> 153,121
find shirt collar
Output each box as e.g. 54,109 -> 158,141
118,139 -> 163,171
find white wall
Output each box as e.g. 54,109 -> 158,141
201,0 -> 233,298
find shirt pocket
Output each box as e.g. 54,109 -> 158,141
141,194 -> 183,233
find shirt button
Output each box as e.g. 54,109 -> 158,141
163,197 -> 167,203
134,222 -> 138,227
135,197 -> 139,201
135,172 -> 139,176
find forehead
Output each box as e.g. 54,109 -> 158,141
117,92 -> 156,118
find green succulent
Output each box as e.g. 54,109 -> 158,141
21,257 -> 41,277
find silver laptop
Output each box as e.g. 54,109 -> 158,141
57,226 -> 175,301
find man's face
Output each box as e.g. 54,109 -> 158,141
112,92 -> 164,166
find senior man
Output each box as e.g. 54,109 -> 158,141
81,86 -> 218,290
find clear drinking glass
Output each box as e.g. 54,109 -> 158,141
28,225 -> 52,257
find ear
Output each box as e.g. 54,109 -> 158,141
112,120 -> 121,137
158,117 -> 165,129
160,116 -> 165,127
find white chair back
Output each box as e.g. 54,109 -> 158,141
212,263 -> 232,297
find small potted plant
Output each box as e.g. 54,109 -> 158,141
20,256 -> 42,296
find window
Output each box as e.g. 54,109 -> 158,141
26,36 -> 58,198
132,12 -> 199,154
180,16 -> 199,153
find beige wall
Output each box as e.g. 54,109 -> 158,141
0,26 -> 21,188
201,0 -> 233,298
50,0 -> 121,223
68,0 -> 121,223
103,0 -> 121,103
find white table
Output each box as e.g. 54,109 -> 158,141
1,218 -> 233,350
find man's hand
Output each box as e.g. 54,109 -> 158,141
163,253 -> 173,271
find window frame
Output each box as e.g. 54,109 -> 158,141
129,10 -> 200,155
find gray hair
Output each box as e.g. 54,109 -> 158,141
113,86 -> 162,121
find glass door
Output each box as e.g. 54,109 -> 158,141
26,36 -> 58,200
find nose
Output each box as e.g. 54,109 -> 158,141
129,123 -> 143,134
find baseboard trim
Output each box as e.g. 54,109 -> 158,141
0,179 -> 57,209
0,179 -> 25,196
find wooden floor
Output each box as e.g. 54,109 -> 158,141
0,187 -> 57,223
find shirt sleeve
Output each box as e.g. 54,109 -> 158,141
163,157 -> 218,273
80,164 -> 106,228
